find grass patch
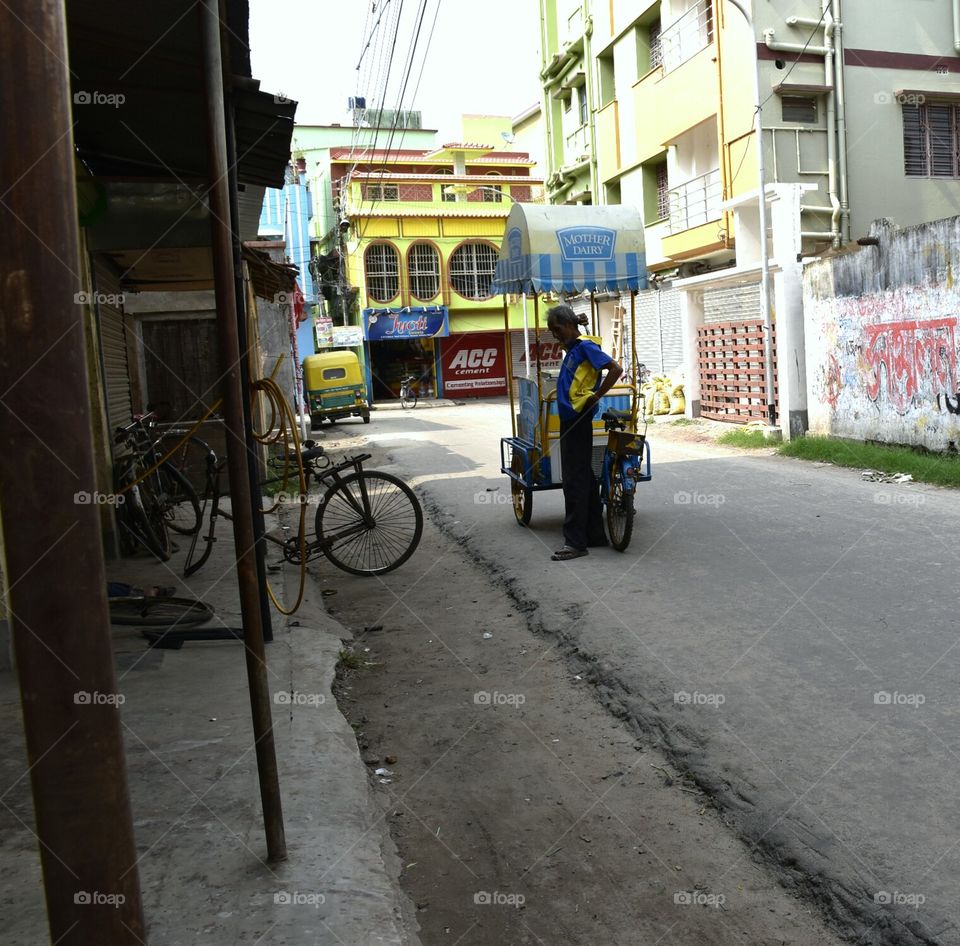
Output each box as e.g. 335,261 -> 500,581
778,436 -> 960,488
338,648 -> 364,671
668,417 -> 696,427
717,428 -> 771,449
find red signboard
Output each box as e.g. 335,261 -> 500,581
440,332 -> 507,396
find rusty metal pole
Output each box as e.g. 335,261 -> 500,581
198,0 -> 287,860
0,3 -> 146,943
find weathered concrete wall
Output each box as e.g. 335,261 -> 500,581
804,218 -> 960,451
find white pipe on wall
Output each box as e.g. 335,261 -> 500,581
823,1 -> 841,248
954,0 -> 960,52
833,0 -> 851,242
762,29 -> 829,56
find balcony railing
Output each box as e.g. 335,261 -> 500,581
660,0 -> 714,74
667,168 -> 722,234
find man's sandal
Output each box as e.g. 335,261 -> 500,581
551,546 -> 588,561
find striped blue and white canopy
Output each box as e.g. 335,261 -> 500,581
490,203 -> 647,295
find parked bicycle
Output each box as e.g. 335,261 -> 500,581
113,413 -> 201,560
184,440 -> 423,578
399,375 -> 419,409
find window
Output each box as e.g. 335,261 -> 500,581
782,95 -> 817,123
449,242 -> 498,300
481,184 -> 503,202
648,20 -> 663,70
364,183 -> 399,201
577,84 -> 588,126
904,102 -> 960,177
656,162 -> 670,220
408,243 -> 440,300
365,244 -> 400,302
563,94 -> 572,113
598,51 -> 616,107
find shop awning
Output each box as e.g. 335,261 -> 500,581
491,204 -> 647,295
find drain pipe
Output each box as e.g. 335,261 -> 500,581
833,0 -> 851,242
955,0 -> 960,51
728,0 -> 777,426
822,3 -> 841,248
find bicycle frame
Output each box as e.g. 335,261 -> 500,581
185,448 -> 380,575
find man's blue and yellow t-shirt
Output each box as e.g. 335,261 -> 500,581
556,335 -> 614,422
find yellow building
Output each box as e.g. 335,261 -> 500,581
334,139 -> 545,402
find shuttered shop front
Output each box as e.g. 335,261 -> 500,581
94,260 -> 133,433
703,283 -> 760,324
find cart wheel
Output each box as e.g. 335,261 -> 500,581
606,468 -> 635,551
510,455 -> 532,526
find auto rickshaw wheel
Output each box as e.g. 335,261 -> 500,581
510,454 -> 532,526
606,469 -> 635,551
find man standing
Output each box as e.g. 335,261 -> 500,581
546,304 -> 623,562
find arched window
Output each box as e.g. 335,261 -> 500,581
449,242 -> 499,300
365,243 -> 400,302
408,243 -> 441,300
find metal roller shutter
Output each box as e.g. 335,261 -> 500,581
94,261 -> 133,434
659,289 -> 683,372
617,288 -> 682,377
703,283 -> 760,324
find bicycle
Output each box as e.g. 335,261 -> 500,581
184,440 -> 423,578
597,410 -> 651,552
113,414 -> 201,560
399,375 -> 418,409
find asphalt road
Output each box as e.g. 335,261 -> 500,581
328,400 -> 960,946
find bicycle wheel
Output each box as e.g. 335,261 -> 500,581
510,454 -> 532,526
606,467 -> 635,552
315,471 -> 423,576
117,480 -> 171,561
156,461 -> 201,535
109,596 -> 214,627
157,433 -> 214,495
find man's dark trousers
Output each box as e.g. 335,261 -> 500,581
559,412 -> 605,550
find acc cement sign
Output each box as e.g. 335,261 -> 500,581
556,226 -> 616,262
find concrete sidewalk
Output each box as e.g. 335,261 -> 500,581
0,507 -> 423,945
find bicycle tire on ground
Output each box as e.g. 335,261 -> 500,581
109,596 -> 214,627
400,392 -> 417,409
315,471 -> 423,576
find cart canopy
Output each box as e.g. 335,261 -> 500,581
491,203 -> 647,295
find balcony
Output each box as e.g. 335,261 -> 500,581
668,168 -> 722,234
660,0 -> 713,74
564,124 -> 590,164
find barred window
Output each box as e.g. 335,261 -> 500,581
364,183 -> 399,200
365,244 -> 400,302
449,242 -> 498,300
904,102 -> 959,177
656,162 -> 669,220
408,243 -> 440,300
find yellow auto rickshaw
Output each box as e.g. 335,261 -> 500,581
303,351 -> 370,426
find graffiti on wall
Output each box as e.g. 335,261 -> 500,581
861,318 -> 957,413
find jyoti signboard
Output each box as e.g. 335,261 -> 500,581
363,306 -> 449,341
440,332 -> 507,396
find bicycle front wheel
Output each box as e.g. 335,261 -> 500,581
606,468 -> 635,552
315,471 -> 423,576
400,393 -> 416,409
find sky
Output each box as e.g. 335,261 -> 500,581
249,0 -> 542,141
